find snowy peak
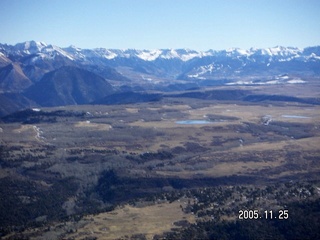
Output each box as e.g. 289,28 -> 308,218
136,49 -> 162,61
268,46 -> 300,55
158,49 -> 203,61
41,44 -> 74,60
250,46 -> 302,58
14,40 -> 47,54
0,41 -> 74,61
225,48 -> 250,56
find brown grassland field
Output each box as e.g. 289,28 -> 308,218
0,82 -> 320,239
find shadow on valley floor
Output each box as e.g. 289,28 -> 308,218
95,170 -> 314,204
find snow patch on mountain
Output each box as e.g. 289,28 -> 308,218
188,64 -> 216,78
287,79 -> 306,84
13,41 -> 47,55
137,49 -> 162,61
93,48 -> 118,59
42,45 -> 74,60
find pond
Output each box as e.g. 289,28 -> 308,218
176,120 -> 214,125
281,115 -> 311,119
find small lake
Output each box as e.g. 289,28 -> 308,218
281,115 -> 311,119
176,120 -> 213,125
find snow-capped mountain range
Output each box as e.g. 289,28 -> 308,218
0,40 -> 318,59
0,41 -> 319,116
0,41 -> 320,90
2,41 -> 319,62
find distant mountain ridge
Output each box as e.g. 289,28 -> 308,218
2,41 -> 319,62
1,41 -> 319,86
0,41 -> 319,116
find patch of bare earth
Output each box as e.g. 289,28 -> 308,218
66,201 -> 195,240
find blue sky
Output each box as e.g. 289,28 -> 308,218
0,0 -> 319,50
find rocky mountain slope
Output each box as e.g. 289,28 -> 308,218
24,66 -> 114,107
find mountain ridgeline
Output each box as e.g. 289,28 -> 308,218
0,41 -> 319,115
